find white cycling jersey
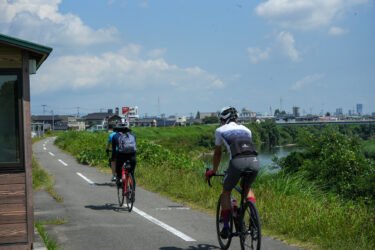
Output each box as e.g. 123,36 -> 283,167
215,121 -> 255,159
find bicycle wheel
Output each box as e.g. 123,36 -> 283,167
125,173 -> 135,212
216,196 -> 233,250
240,201 -> 261,250
117,180 -> 125,207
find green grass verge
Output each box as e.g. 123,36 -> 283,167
32,156 -> 63,202
35,221 -> 60,250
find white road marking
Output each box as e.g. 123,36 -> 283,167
58,159 -> 68,166
76,172 -> 95,185
48,152 -> 55,156
132,207 -> 196,242
43,147 -> 47,150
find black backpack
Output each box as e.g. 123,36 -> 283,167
117,132 -> 136,153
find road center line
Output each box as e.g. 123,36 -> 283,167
58,159 -> 68,166
48,152 -> 55,156
132,207 -> 196,242
76,172 -> 95,185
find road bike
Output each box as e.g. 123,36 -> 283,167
207,170 -> 261,250
117,160 -> 135,212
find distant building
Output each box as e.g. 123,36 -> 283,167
31,115 -> 85,131
335,108 -> 343,116
199,112 -> 217,120
292,106 -> 300,117
356,104 -> 363,115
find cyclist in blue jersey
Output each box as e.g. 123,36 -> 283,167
205,106 -> 260,239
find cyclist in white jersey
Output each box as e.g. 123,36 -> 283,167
205,106 -> 259,239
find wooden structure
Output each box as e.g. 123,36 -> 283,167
0,34 -> 52,249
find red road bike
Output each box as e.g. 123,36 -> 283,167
117,160 -> 135,212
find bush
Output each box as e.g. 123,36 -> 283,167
280,127 -> 375,204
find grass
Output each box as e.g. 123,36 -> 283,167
32,156 -> 63,202
35,218 -> 66,250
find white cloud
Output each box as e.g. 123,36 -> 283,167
247,47 -> 271,64
290,74 -> 325,91
328,26 -> 349,36
148,48 -> 166,58
0,0 -> 119,46
255,0 -> 369,30
277,31 -> 300,62
32,48 -> 224,94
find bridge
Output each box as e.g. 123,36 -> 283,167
275,120 -> 375,126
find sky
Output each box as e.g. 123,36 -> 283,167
1,0 -> 374,117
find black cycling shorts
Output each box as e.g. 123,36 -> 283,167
223,156 -> 259,191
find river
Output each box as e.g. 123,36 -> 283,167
202,145 -> 298,172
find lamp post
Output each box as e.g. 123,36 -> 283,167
50,110 -> 54,131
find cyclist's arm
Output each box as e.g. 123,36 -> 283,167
212,145 -> 222,173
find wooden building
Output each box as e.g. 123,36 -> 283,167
0,34 -> 52,249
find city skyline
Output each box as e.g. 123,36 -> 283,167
32,102 -> 370,118
1,1 -> 374,116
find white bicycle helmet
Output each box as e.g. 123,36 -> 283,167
219,106 -> 238,124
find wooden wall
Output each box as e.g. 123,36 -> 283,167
0,45 -> 22,68
0,173 -> 27,245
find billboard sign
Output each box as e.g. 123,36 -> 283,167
122,107 -> 130,115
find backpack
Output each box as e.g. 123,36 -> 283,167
117,132 -> 136,153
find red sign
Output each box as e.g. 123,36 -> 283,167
122,107 -> 130,114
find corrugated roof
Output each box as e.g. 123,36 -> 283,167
0,33 -> 52,69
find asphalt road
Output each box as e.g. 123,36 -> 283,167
33,138 -> 301,250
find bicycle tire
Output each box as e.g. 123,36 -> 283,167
117,181 -> 125,207
239,201 -> 261,250
125,173 -> 135,212
216,195 -> 233,250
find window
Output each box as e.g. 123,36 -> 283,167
0,71 -> 23,171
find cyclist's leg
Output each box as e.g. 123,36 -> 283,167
128,153 -> 137,190
221,161 -> 242,231
116,154 -> 125,182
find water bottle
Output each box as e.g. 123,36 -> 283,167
231,198 -> 238,218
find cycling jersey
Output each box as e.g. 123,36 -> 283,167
215,122 -> 257,159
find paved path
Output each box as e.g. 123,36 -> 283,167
33,138 -> 301,250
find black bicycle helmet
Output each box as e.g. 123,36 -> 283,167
114,123 -> 131,132
219,106 -> 238,124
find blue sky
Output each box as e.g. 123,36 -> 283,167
1,0 -> 374,116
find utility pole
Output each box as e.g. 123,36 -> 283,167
157,96 -> 160,117
42,104 -> 47,115
76,107 -> 80,118
50,110 -> 54,131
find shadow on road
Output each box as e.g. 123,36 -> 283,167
94,182 -> 116,187
159,244 -> 220,250
84,203 -> 131,212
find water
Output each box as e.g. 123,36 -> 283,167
202,145 -> 298,172
258,145 -> 297,168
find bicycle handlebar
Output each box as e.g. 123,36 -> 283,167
205,168 -> 224,187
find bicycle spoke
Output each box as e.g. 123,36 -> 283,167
240,201 -> 261,250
